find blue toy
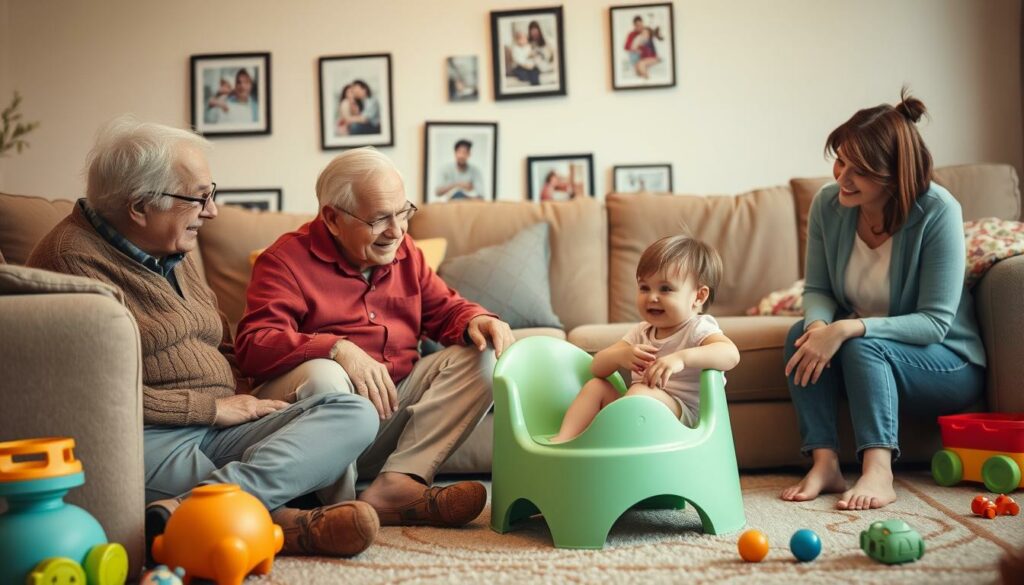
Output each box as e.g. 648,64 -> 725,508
789,529 -> 822,562
140,564 -> 186,585
0,437 -> 128,584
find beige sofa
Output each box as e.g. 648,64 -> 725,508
1,163 -> 1021,574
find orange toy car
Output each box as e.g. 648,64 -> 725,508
971,494 -> 1020,519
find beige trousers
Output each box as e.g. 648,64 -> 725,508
254,345 -> 495,502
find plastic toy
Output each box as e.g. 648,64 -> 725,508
737,529 -> 769,562
932,413 -> 1024,493
789,528 -> 821,562
489,336 -> 746,549
972,494 -> 1020,519
860,519 -> 925,564
152,483 -> 283,585
139,564 -> 185,585
0,437 -> 129,585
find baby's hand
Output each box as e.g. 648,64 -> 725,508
643,353 -> 685,389
625,343 -> 658,374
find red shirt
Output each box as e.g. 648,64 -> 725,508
235,218 -> 494,384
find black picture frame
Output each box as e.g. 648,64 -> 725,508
190,52 -> 271,137
612,164 -> 674,193
609,3 -> 677,90
216,188 -> 283,212
318,53 -> 395,150
527,154 -> 595,202
423,121 -> 499,204
490,6 -> 567,101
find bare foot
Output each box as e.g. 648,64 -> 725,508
780,460 -> 847,502
837,465 -> 896,510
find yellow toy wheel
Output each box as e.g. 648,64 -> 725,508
84,542 -> 129,585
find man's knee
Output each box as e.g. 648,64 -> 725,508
442,345 -> 496,397
309,392 -> 380,448
294,359 -> 355,399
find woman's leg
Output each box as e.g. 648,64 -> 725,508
551,378 -> 621,443
781,320 -> 848,501
836,337 -> 984,510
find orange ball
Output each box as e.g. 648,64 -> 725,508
738,529 -> 769,562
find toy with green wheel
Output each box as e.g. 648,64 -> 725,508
931,413 -> 1024,493
0,437 -> 129,585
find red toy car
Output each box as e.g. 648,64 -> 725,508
971,494 -> 1020,519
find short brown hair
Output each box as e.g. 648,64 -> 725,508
825,87 -> 933,235
636,236 -> 723,311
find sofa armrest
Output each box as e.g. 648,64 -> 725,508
0,271 -> 145,576
974,255 -> 1024,412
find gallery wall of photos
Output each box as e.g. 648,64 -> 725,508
191,3 -> 676,210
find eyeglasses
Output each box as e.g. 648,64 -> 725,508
154,182 -> 218,211
339,202 -> 417,235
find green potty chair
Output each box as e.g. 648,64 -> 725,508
490,336 -> 746,549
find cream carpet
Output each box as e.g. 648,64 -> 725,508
246,472 -> 1021,584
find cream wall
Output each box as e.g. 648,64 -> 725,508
0,0 -> 1020,213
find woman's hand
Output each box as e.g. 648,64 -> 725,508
214,395 -> 289,428
785,321 -> 859,387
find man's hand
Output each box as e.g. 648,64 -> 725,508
214,394 -> 289,428
619,343 -> 658,375
643,352 -> 685,389
466,315 -> 515,358
334,340 -> 397,419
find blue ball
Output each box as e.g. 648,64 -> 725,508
790,529 -> 822,562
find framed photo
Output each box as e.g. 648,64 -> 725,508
527,154 -> 594,202
447,56 -> 479,102
319,54 -> 394,150
612,164 -> 674,193
610,3 -> 676,90
490,7 -> 566,100
424,122 -> 498,204
190,53 -> 271,137
216,188 -> 282,212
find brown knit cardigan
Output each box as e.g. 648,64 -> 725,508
27,206 -> 241,426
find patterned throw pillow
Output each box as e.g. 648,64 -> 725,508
747,218 -> 1024,316
438,222 -> 563,329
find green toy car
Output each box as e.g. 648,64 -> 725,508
860,520 -> 925,564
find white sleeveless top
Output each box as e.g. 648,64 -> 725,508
844,233 -> 892,318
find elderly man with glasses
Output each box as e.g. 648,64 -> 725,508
236,147 -> 514,528
27,116 -> 383,560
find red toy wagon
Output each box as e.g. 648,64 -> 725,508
931,413 -> 1024,493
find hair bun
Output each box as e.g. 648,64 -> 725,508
896,88 -> 927,123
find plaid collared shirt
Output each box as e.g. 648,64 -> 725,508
78,198 -> 185,293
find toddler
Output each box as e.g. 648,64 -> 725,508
551,236 -> 740,442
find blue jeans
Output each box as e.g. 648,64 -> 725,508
784,320 -> 984,460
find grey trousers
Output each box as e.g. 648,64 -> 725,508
254,345 -> 495,502
143,393 -> 379,510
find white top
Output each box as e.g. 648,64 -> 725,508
622,314 -> 722,427
844,232 -> 892,318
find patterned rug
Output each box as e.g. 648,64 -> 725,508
246,472 -> 1021,584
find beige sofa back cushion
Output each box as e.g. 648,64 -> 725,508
0,193 -> 75,264
607,188 -> 799,321
790,163 -> 1021,275
198,205 -> 313,331
409,197 -> 607,330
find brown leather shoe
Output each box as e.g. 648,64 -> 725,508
375,481 -> 487,527
275,501 -> 379,557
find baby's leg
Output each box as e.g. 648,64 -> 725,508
551,378 -> 621,443
624,384 -> 683,418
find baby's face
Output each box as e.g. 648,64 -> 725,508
635,268 -> 707,333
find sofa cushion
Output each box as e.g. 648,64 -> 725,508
606,189 -> 799,321
0,263 -> 123,301
198,205 -> 313,332
0,193 -> 75,265
409,197 -> 606,330
439,222 -> 562,330
567,315 -> 799,402
791,163 -> 1022,276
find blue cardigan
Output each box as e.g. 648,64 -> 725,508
803,182 -> 986,367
